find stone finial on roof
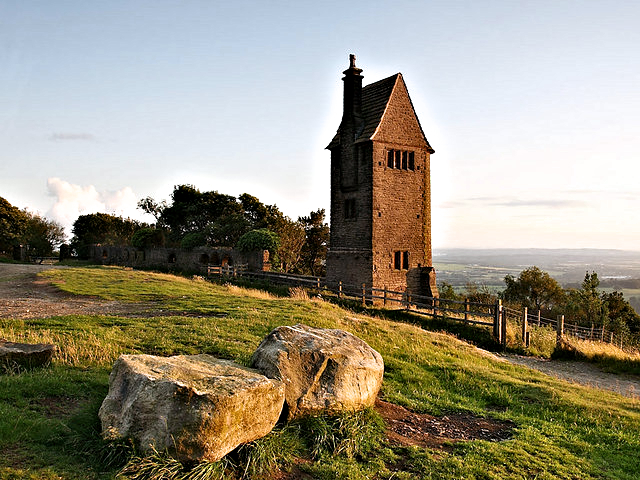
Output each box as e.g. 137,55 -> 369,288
349,54 -> 357,69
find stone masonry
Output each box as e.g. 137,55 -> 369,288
326,55 -> 438,297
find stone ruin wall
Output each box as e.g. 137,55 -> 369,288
88,245 -> 269,274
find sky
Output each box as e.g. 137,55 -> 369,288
1,1 -> 639,250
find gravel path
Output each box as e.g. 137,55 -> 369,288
502,354 -> 640,399
0,263 -> 148,318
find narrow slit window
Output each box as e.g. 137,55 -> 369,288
403,251 -> 409,270
395,150 -> 401,169
409,152 -> 415,170
394,251 -> 402,270
387,150 -> 394,168
402,151 -> 408,170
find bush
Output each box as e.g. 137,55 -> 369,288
236,229 -> 279,254
180,232 -> 206,250
132,228 -> 165,249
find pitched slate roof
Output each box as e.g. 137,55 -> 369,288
327,73 -> 434,153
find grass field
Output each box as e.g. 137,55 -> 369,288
1,266 -> 640,479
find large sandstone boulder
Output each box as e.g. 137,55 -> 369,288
251,324 -> 384,419
0,340 -> 55,369
99,354 -> 285,462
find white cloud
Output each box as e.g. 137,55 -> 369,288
46,177 -> 143,234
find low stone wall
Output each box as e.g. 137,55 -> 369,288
88,245 -> 269,274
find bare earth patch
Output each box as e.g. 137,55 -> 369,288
375,398 -> 515,451
0,264 -> 214,319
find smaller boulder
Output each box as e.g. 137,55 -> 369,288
99,354 -> 285,462
0,340 -> 55,369
252,324 -> 384,419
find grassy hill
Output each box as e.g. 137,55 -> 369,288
1,266 -> 639,479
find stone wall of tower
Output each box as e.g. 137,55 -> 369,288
326,142 -> 374,288
369,79 -> 433,295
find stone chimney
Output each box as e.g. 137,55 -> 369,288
341,54 -> 364,139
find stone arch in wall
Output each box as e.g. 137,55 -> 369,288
168,252 -> 177,264
210,252 -> 220,265
102,249 -> 108,259
221,255 -> 233,266
199,253 -> 209,264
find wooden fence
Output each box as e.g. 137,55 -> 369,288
205,267 -> 634,351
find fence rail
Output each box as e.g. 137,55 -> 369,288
205,267 -> 635,351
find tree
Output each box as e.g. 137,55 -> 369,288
275,218 -> 306,273
131,227 -> 165,249
566,271 -> 607,326
438,282 -> 461,301
71,213 -> 142,258
299,209 -> 329,276
137,196 -> 167,222
236,229 -> 280,257
602,291 -> 640,336
22,212 -> 66,256
502,266 -> 564,312
0,197 -> 65,257
0,196 -> 28,254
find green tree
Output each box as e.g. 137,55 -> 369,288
22,212 -> 66,257
137,196 -> 167,222
438,282 -> 461,301
299,209 -> 329,276
0,196 -> 28,254
464,282 -> 497,304
276,218 -> 306,273
131,227 -> 165,249
602,291 -> 640,337
71,213 -> 142,258
236,229 -> 280,257
502,266 -> 564,312
566,271 -> 607,326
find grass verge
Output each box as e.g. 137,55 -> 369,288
0,266 -> 638,479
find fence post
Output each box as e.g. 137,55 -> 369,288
464,298 -> 470,323
494,300 -> 502,342
501,308 -> 508,348
361,283 -> 366,306
383,286 -> 387,307
405,287 -> 411,310
317,277 -> 320,289
338,281 -> 342,299
434,298 -> 440,318
537,309 -> 541,327
556,315 -> 564,345
610,332 -> 614,343
601,325 -> 605,342
522,307 -> 528,348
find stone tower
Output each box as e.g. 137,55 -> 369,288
326,55 -> 438,298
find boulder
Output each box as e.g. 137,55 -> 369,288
99,354 -> 285,462
0,339 -> 55,369
251,324 -> 384,419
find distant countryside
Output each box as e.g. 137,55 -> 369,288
435,248 -> 640,313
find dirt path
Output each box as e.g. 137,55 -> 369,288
501,353 -> 640,399
0,263 -> 148,318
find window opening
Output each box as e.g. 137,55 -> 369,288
344,198 -> 356,219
